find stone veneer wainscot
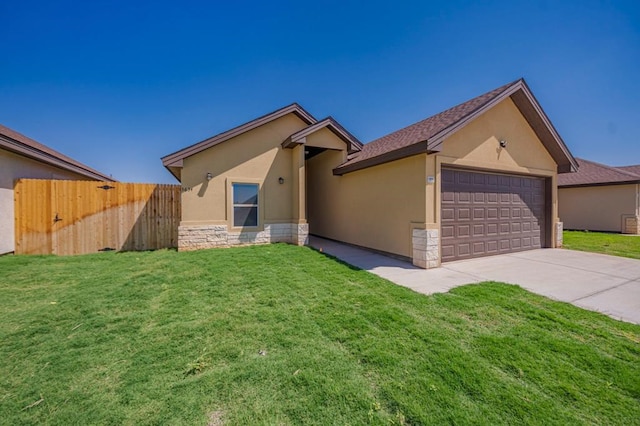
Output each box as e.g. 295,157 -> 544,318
178,223 -> 309,251
624,216 -> 640,235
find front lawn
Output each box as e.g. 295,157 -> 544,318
1,245 -> 639,425
564,230 -> 640,259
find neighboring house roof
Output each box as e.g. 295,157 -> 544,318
161,103 -> 362,181
558,158 -> 640,188
618,165 -> 640,176
334,78 -> 578,175
0,124 -> 114,181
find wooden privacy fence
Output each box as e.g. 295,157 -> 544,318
15,179 -> 181,255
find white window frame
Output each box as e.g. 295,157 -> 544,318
229,181 -> 261,229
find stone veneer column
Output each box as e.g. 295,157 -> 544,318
412,228 -> 440,269
624,216 -> 640,234
555,222 -> 563,248
294,223 -> 309,246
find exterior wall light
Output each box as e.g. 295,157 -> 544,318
278,177 -> 284,184
499,139 -> 507,148
206,172 -> 213,181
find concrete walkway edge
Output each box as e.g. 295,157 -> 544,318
309,236 -> 640,325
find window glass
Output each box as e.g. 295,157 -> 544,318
232,183 -> 258,227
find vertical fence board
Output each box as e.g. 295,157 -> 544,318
14,179 -> 181,255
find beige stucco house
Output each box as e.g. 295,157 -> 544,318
162,78 -> 578,268
558,158 -> 640,234
0,124 -> 113,254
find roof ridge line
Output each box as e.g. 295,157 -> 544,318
577,157 -> 640,178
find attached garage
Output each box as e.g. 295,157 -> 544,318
330,78 -> 577,269
441,168 -> 547,262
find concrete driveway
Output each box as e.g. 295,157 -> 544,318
309,236 -> 640,325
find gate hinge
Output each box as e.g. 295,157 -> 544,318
97,185 -> 116,190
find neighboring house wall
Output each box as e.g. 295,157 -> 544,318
0,149 -> 89,254
307,152 -> 427,259
559,184 -> 640,233
178,114 -> 311,250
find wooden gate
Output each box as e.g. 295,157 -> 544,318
14,179 -> 181,255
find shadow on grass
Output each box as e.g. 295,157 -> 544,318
115,247 -> 178,255
306,245 -> 364,272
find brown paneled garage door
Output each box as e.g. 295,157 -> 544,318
441,168 -> 546,262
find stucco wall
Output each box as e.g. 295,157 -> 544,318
435,97 -> 560,247
180,114 -> 310,228
437,98 -> 557,175
307,152 -> 427,258
0,148 -> 89,254
304,128 -> 345,150
559,184 -> 639,232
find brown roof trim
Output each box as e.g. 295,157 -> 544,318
333,141 -> 428,175
559,180 -> 640,189
333,78 -> 578,175
161,103 -> 317,175
0,124 -> 114,181
282,117 -> 363,153
426,82 -> 525,151
508,80 -> 577,174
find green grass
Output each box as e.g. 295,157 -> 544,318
1,245 -> 639,425
564,230 -> 640,259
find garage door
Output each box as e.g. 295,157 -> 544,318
441,168 -> 546,262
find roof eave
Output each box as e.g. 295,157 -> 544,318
161,103 -> 317,166
165,166 -> 181,182
0,135 -> 115,181
333,141 -> 430,175
282,117 -> 363,153
509,80 -> 578,174
559,180 -> 640,188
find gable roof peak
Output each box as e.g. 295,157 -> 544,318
334,78 -> 577,175
161,103 -> 317,173
161,103 -> 361,181
282,116 -> 363,153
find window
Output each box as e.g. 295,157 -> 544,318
232,183 -> 259,227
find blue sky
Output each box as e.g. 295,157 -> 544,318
1,0 -> 638,183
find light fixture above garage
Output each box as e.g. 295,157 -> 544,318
499,139 -> 507,148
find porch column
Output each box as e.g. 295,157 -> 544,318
291,144 -> 308,245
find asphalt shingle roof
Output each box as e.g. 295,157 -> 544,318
337,79 -> 521,169
558,158 -> 640,187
